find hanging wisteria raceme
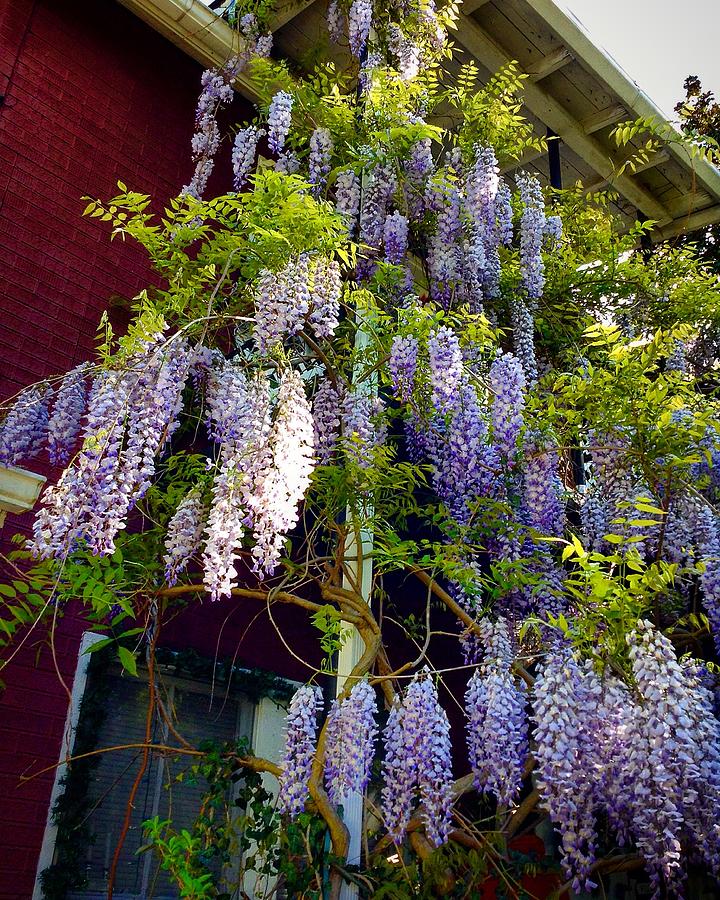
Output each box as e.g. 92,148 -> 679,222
183,57 -> 240,199
404,138 -> 434,220
692,505 -> 720,654
278,685 -> 323,819
202,369 -> 271,600
342,390 -> 386,468
308,256 -> 342,339
521,434 -> 565,536
116,338 -> 193,518
533,648 -> 600,893
163,489 -> 207,586
334,169 -> 361,236
254,254 -> 311,353
358,164 -> 398,277
348,0 -> 372,59
275,149 -> 301,174
489,351 -> 525,464
47,365 -> 88,466
327,0 -> 344,42
510,296 -> 539,384
428,326 -> 463,416
30,368 -> 133,559
312,377 -> 343,464
388,335 -> 419,403
432,379 -> 500,523
626,621 -> 703,894
388,24 -> 421,80
308,127 -> 333,196
580,493 -> 611,553
495,180 -> 514,246
517,172 -> 547,303
544,214 -> 563,246
244,369 -> 315,576
465,618 -> 528,807
381,671 -> 454,847
427,167 -> 463,306
466,145 -> 501,299
383,211 -> 409,265
0,385 -> 51,467
232,125 -> 264,190
324,680 -> 378,805
267,90 -> 294,156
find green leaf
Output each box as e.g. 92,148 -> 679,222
118,646 -> 138,677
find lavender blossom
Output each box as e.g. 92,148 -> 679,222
544,214 -> 563,246
533,649 -> 600,893
389,335 -> 418,403
342,391 -> 385,467
267,91 -> 294,156
466,619 -> 528,807
489,351 -> 525,464
232,125 -> 264,190
309,127 -> 333,196
275,150 -> 300,174
254,254 -> 312,353
327,0 -> 344,42
278,685 -> 323,819
309,257 -> 342,339
313,378 -> 342,464
382,672 -> 454,847
522,435 -> 565,537
510,298 -> 538,384
0,385 -> 50,467
335,169 -> 362,236
47,365 -> 88,466
245,369 -> 315,576
324,680 -> 378,804
428,326 -> 463,416
517,172 -> 546,303
404,139 -> 434,220
383,211 -> 409,265
164,489 -> 207,586
495,180 -> 514,246
348,0 -> 372,59
388,24 -> 421,80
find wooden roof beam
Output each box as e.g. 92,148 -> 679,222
526,46 -> 573,82
462,0 -> 493,14
582,104 -> 627,135
449,13 -> 672,225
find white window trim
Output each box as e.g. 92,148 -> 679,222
33,631 -> 106,900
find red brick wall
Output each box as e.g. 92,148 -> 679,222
0,1 -> 250,895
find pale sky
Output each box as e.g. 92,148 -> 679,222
560,0 -> 720,120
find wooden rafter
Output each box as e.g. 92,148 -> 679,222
449,12 -> 672,224
582,104 -> 627,135
526,46 -> 572,82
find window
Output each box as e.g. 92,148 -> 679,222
66,664 -> 254,900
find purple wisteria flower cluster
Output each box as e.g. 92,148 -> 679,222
324,680 -> 378,804
47,365 -> 88,466
388,335 -> 418,403
465,618 -> 528,807
312,377 -> 343,464
31,337 -> 192,559
232,125 -> 264,190
521,434 -> 565,537
489,351 -> 525,463
382,671 -> 454,847
164,489 -> 207,586
308,127 -> 333,196
342,391 -> 386,467
267,91 -> 294,156
278,685 -> 324,819
428,326 -> 463,416
533,648 -> 600,893
0,385 -> 51,467
334,169 -> 362,236
245,369 -> 315,576
383,211 -> 409,265
348,0 -> 373,58
183,58 -> 240,199
517,172 -> 546,303
254,254 -> 342,352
